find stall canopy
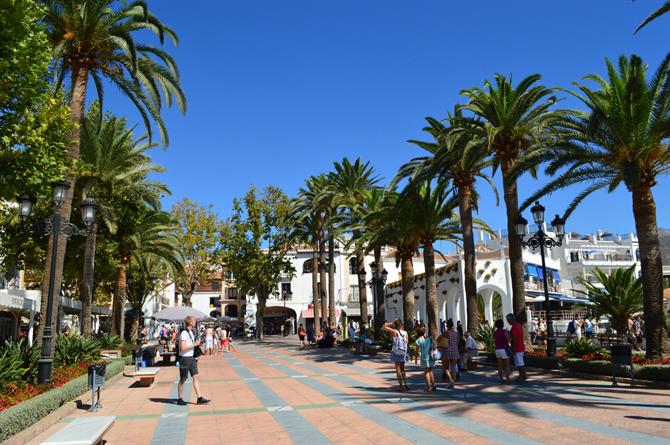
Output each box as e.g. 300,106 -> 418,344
525,290 -> 592,305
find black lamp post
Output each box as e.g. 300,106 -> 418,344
18,183 -> 97,384
281,290 -> 293,335
361,262 -> 388,336
515,201 -> 565,358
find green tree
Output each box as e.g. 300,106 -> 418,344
222,186 -> 294,338
171,199 -> 224,307
574,267 -> 643,338
636,1 -> 670,32
461,74 -> 564,341
401,111 -> 497,334
37,0 -> 185,345
520,55 -> 670,358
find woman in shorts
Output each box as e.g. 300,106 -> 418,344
415,325 -> 436,392
383,319 -> 409,391
298,324 -> 307,348
493,319 -> 510,383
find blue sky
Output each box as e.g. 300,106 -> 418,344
103,1 -> 670,236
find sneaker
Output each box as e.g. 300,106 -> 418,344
177,398 -> 186,406
196,397 -> 210,405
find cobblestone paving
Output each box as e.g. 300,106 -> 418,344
29,337 -> 670,444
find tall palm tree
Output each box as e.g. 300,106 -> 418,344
37,0 -> 185,344
77,102 -> 166,335
401,110 -> 498,334
460,74 -> 563,340
402,182 -> 462,338
111,209 -> 182,337
636,1 -> 670,32
574,267 -> 643,338
520,55 -> 670,358
328,158 -> 379,325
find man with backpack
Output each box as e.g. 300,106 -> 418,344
177,316 -> 210,406
566,316 -> 577,340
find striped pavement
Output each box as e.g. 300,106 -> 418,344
27,337 -> 670,444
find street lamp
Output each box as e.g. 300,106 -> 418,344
515,201 -> 565,358
281,290 -> 293,335
18,182 -> 97,384
364,262 -> 388,336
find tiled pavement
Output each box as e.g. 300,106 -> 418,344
28,337 -> 670,445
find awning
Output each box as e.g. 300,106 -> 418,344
525,291 -> 592,305
0,290 -> 38,312
526,264 -> 538,277
300,308 -> 341,319
553,270 -> 561,282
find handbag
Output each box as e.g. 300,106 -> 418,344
433,349 -> 442,361
187,330 -> 203,358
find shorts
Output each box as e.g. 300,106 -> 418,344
513,352 -> 525,367
179,356 -> 198,382
205,339 -> 213,349
299,335 -> 305,341
495,348 -> 509,359
390,352 -> 407,363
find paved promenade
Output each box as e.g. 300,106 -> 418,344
29,337 -> 670,444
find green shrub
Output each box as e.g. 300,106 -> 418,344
563,338 -> 605,358
524,355 -> 561,369
0,341 -> 31,388
376,329 -> 393,350
634,365 -> 670,382
55,333 -> 102,366
0,358 -> 125,442
475,324 -> 495,351
564,359 -> 637,377
94,334 -> 123,350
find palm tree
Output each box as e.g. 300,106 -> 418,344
37,0 -> 185,344
111,209 -> 182,337
402,182 -> 461,338
574,267 -> 643,338
520,55 -> 670,358
401,110 -> 497,334
636,1 -> 670,32
328,158 -> 379,325
77,102 -> 166,335
460,74 -> 563,340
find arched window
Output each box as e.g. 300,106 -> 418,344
302,259 -> 314,274
349,258 -> 358,274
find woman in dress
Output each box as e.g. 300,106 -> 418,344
383,319 -> 410,391
444,319 -> 459,387
493,319 -> 510,383
415,325 -> 436,392
435,329 -> 455,386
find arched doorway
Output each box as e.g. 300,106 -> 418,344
225,305 -> 238,317
262,306 -> 296,336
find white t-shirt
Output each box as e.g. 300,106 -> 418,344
465,336 -> 477,351
221,329 -> 228,339
179,329 -> 195,357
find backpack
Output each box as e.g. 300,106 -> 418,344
392,330 -> 408,355
567,321 -> 575,334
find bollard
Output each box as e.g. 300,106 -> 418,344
87,363 -> 107,412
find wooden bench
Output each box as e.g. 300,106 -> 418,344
160,351 -> 176,365
133,367 -> 160,386
41,416 -> 115,445
100,349 -> 122,359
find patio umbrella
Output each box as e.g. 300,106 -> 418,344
153,306 -> 207,322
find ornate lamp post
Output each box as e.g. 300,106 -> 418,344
18,182 -> 97,384
360,262 -> 388,336
515,201 -> 565,358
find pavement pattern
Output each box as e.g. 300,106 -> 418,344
28,337 -> 670,445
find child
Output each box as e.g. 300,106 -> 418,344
415,325 -> 436,392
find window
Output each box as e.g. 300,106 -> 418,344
302,259 -> 314,274
349,285 -> 360,302
281,282 -> 292,296
225,288 -> 239,300
569,251 -> 579,263
211,281 -> 220,291
209,296 -> 221,308
349,258 -> 358,274
224,270 -> 234,281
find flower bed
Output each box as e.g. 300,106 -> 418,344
0,358 -> 125,443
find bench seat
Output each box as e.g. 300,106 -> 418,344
41,416 -> 115,445
133,367 -> 160,386
160,351 -> 176,364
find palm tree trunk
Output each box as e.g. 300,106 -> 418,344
319,237 -> 328,328
401,253 -> 415,330
458,185 -> 479,334
423,242 -> 439,339
632,187 -> 668,359
312,242 -> 321,338
328,235 -> 336,327
80,221 -> 97,336
356,250 -> 369,326
500,159 -> 530,343
37,63 -> 88,350
111,265 -> 127,338
373,246 -> 384,335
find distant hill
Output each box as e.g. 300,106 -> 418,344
660,228 -> 670,265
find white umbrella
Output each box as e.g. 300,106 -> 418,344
153,306 -> 207,322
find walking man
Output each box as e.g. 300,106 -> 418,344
506,313 -> 527,382
177,315 -> 210,406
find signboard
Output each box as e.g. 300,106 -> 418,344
0,290 -> 37,312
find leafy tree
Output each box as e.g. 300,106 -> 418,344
520,55 -> 670,358
574,267 -> 643,338
171,198 -> 224,307
636,1 -> 670,32
37,0 -> 185,345
460,74 -> 564,342
222,186 -> 294,338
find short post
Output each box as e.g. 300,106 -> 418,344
88,363 -> 106,412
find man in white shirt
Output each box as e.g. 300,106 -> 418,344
462,331 -> 479,370
177,315 -> 210,406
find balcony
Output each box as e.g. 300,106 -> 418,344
524,279 -> 561,293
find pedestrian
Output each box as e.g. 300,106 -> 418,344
298,324 -> 306,348
566,315 -> 577,339
177,316 -> 210,406
583,317 -> 593,339
384,319 -> 410,392
443,320 -> 459,386
205,325 -> 214,355
415,325 -> 436,392
574,317 -> 583,339
506,313 -> 527,382
280,323 -> 285,337
530,317 -> 538,344
307,323 -> 316,347
493,319 -> 510,383
436,329 -> 455,387
348,320 -> 356,341
462,331 -> 478,370
220,326 -> 228,353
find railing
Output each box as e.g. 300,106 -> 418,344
581,253 -> 633,262
530,309 -> 589,321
